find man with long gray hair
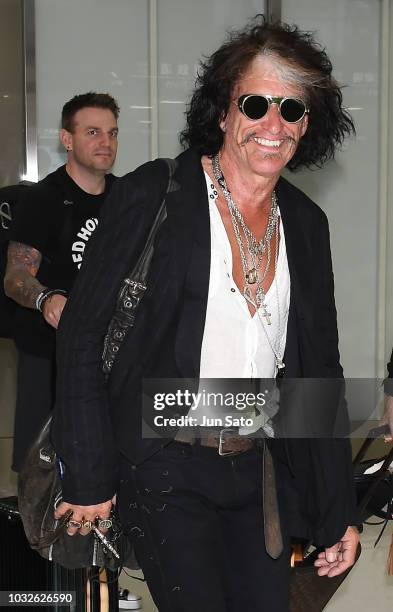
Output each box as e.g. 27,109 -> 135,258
53,18 -> 359,611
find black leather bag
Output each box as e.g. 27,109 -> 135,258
18,416 -> 135,570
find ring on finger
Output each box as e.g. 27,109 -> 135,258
97,518 -> 112,530
82,520 -> 93,530
67,520 -> 82,529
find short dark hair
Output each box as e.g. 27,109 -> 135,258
61,92 -> 120,132
180,15 -> 355,171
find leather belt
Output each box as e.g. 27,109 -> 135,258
175,428 -> 254,456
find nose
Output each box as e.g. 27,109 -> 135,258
100,132 -> 112,148
261,103 -> 283,134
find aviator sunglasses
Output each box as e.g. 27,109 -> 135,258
237,94 -> 309,123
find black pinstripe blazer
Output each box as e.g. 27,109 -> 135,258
52,147 -> 358,547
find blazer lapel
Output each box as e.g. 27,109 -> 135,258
277,178 -> 314,376
171,149 -> 211,377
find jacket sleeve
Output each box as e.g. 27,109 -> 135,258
51,161 -> 169,505
283,208 -> 359,548
311,213 -> 359,545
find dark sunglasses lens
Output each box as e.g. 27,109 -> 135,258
280,99 -> 306,122
242,95 -> 269,120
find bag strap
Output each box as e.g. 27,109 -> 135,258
354,425 -> 393,520
102,158 -> 178,376
126,158 -> 177,285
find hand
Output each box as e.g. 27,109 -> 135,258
380,395 -> 393,442
42,294 -> 67,329
54,499 -> 113,537
314,526 -> 359,577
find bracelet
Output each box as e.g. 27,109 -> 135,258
36,288 -> 67,312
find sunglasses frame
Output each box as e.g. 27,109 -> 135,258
237,94 -> 309,124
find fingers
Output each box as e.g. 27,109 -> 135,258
70,516 -> 113,537
95,517 -> 113,535
54,500 -> 113,537
42,295 -> 67,329
324,543 -> 340,563
66,518 -> 84,536
314,554 -> 352,577
54,501 -> 74,521
79,520 -> 94,537
314,548 -> 347,577
314,527 -> 359,577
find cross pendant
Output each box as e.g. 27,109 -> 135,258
260,302 -> 272,325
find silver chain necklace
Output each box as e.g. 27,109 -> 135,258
211,154 -> 285,374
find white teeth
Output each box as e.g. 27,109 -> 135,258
253,137 -> 282,147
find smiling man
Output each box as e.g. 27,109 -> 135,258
52,19 -> 359,612
4,92 -> 119,472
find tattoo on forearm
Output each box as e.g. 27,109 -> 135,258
4,242 -> 45,309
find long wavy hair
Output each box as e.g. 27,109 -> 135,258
180,16 -> 355,170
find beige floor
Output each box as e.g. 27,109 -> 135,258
119,521 -> 393,611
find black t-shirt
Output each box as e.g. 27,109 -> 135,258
10,165 -> 116,357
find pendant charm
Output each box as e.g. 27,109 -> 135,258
244,286 -> 256,307
246,268 -> 258,284
261,303 -> 272,325
256,287 -> 271,325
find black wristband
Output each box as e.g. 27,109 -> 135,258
36,288 -> 67,312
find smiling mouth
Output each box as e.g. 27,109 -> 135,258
255,135 -> 298,148
253,137 -> 283,148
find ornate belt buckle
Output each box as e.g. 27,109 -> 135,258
218,427 -> 239,456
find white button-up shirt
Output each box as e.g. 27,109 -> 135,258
199,173 -> 291,380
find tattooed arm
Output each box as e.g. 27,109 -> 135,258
4,241 -> 44,308
4,241 -> 67,329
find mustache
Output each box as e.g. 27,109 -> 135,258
238,131 -> 297,147
239,131 -> 257,146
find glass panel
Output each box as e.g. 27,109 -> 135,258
281,0 -> 380,378
35,0 -> 150,178
157,0 -> 265,157
0,0 -> 25,186
386,5 -> 393,370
